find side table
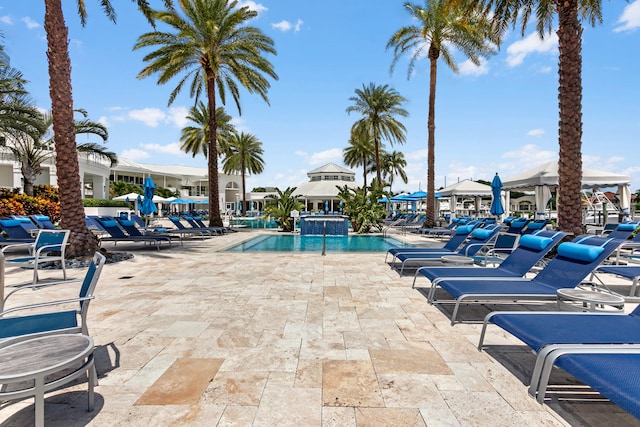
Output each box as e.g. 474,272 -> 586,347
0,334 -> 95,427
557,288 -> 625,312
441,255 -> 475,266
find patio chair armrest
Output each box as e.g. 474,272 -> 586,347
1,242 -> 34,254
463,243 -> 489,256
1,295 -> 94,317
2,278 -> 82,307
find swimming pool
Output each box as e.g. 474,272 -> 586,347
225,234 -> 414,252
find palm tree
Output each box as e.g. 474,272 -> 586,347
264,187 -> 303,232
346,82 -> 408,186
221,131 -> 265,216
387,0 -> 499,228
180,101 -> 234,158
135,0 -> 278,227
474,0 -> 602,234
5,109 -> 115,197
381,150 -> 408,194
42,0 -> 171,257
343,127 -> 376,188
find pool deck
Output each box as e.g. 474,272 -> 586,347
1,227 -> 639,426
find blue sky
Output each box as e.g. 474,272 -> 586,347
1,1 -> 639,194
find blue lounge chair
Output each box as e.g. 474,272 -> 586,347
429,235 -> 623,324
0,251 -> 105,340
385,224 -> 477,263
505,217 -> 530,234
477,306 -> 640,416
167,216 -> 213,238
393,226 -> 501,274
413,231 -> 568,291
11,215 -> 40,234
1,229 -> 70,287
94,217 -> 167,250
184,216 -> 224,235
521,219 -> 549,234
29,214 -> 57,230
0,218 -> 37,242
115,218 -> 182,246
591,265 -> 640,297
604,222 -> 639,240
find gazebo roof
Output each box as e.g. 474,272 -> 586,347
435,179 -> 493,197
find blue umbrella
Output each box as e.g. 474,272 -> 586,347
140,176 -> 157,215
490,173 -> 505,217
324,201 -> 329,212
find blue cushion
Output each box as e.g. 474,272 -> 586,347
0,219 -> 20,227
100,219 -> 118,228
618,223 -> 638,231
526,222 -> 545,230
455,225 -> 472,235
519,234 -> 553,251
119,219 -> 135,227
33,215 -> 50,220
557,242 -> 604,262
472,229 -> 492,240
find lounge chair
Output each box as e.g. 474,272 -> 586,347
0,218 -> 37,242
385,224 -> 477,263
429,235 -> 623,324
521,219 -> 549,234
505,217 -> 530,234
412,231 -> 568,291
476,307 -> 640,416
603,222 -> 639,240
167,216 -> 213,238
94,217 -> 168,250
591,265 -> 640,297
11,215 -> 40,234
0,251 -> 106,340
115,218 -> 182,246
393,225 -> 501,274
183,215 -> 224,235
1,229 -> 70,287
29,214 -> 57,230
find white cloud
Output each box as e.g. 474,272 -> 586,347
167,106 -> 189,128
506,31 -> 558,67
121,148 -> 150,160
294,19 -> 303,32
22,16 -> 39,29
614,0 -> 640,32
294,150 -> 308,158
128,108 -> 166,127
272,20 -> 292,31
527,128 -> 545,137
98,116 -> 109,127
140,142 -> 185,156
272,169 -> 307,186
0,15 -> 12,25
238,1 -> 267,14
307,148 -> 343,165
458,57 -> 489,77
500,143 -> 556,165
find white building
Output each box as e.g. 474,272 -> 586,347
292,163 -> 359,213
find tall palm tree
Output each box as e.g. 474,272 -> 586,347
135,0 -> 278,227
346,83 -> 408,186
343,127 -> 376,188
180,101 -> 234,158
381,150 -> 408,195
42,0 -> 172,257
387,0 -> 499,227
475,0 -> 602,234
221,131 -> 264,215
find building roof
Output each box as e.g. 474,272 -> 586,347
292,179 -> 359,199
307,162 -> 355,177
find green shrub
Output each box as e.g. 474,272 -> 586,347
83,198 -> 130,208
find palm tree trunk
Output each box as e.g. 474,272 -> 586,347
556,0 -> 584,235
425,48 -> 438,228
205,72 -> 223,227
44,0 -> 97,257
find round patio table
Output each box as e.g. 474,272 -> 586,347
557,288 -> 625,312
0,334 -> 95,427
441,255 -> 475,265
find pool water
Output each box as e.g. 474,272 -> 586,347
226,234 -> 414,252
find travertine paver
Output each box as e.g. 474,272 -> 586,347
0,228 -> 639,426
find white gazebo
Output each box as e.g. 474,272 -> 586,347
292,163 -> 359,213
502,161 -> 632,218
435,179 -> 493,218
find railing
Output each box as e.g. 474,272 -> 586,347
322,221 -> 327,256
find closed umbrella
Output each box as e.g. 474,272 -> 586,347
141,176 -> 157,216
490,173 -> 505,217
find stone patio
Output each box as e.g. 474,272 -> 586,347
1,228 -> 639,426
